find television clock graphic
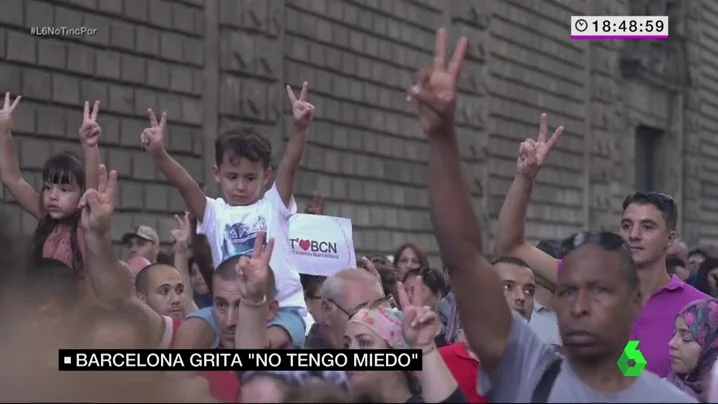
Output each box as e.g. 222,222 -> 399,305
570,16 -> 669,40
617,340 -> 647,376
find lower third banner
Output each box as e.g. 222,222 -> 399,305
58,349 -> 422,372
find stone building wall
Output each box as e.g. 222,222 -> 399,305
0,0 -> 715,262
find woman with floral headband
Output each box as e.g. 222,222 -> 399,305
343,275 -> 464,403
666,298 -> 718,402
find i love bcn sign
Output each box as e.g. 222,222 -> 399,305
617,340 -> 647,377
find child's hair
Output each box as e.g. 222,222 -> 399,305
214,127 -> 272,168
30,152 -> 86,275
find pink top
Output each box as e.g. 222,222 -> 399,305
558,259 -> 709,377
42,224 -> 94,302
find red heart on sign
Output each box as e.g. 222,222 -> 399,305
298,239 -> 311,250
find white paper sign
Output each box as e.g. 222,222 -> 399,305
288,214 -> 357,277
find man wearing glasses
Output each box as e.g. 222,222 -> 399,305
310,269 -> 388,349
493,116 -> 708,378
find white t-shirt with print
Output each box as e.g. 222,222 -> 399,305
197,184 -> 306,309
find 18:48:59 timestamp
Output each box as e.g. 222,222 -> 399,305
571,16 -> 669,39
593,19 -> 664,32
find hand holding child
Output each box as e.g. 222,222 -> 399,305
141,109 -> 167,156
79,100 -> 102,148
0,92 -> 21,136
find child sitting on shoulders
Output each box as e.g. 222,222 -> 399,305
142,83 -> 315,348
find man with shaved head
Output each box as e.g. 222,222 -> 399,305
135,263 -> 189,319
309,268 -> 385,349
177,252 -> 307,349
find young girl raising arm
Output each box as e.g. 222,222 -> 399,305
0,93 -> 102,301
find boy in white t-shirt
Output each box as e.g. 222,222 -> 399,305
141,82 -> 315,348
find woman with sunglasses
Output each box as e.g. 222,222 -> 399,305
343,276 -> 464,403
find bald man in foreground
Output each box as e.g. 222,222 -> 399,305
135,263 -> 195,320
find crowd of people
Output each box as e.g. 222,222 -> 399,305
1,27 -> 718,402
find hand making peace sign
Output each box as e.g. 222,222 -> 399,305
235,231 -> 276,303
516,113 -> 564,180
398,276 -> 440,350
407,29 -> 468,137
80,100 -> 102,148
286,82 -> 314,131
141,109 -> 168,156
0,92 -> 21,135
78,164 -> 118,234
171,211 -> 191,253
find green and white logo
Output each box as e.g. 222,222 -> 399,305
617,340 -> 647,376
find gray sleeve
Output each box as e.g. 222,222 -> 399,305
477,311 -> 556,402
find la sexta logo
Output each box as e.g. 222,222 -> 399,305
290,238 -> 339,259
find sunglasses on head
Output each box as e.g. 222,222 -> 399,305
559,231 -> 630,257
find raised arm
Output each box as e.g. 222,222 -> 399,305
274,83 -> 314,207
233,232 -> 275,350
398,277 -> 459,402
79,164 -> 165,343
79,100 -> 102,190
0,93 -> 42,219
142,109 -> 207,220
171,212 -> 198,313
494,114 -> 564,289
407,29 -> 510,368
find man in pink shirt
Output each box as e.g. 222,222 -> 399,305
493,114 -> 708,377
